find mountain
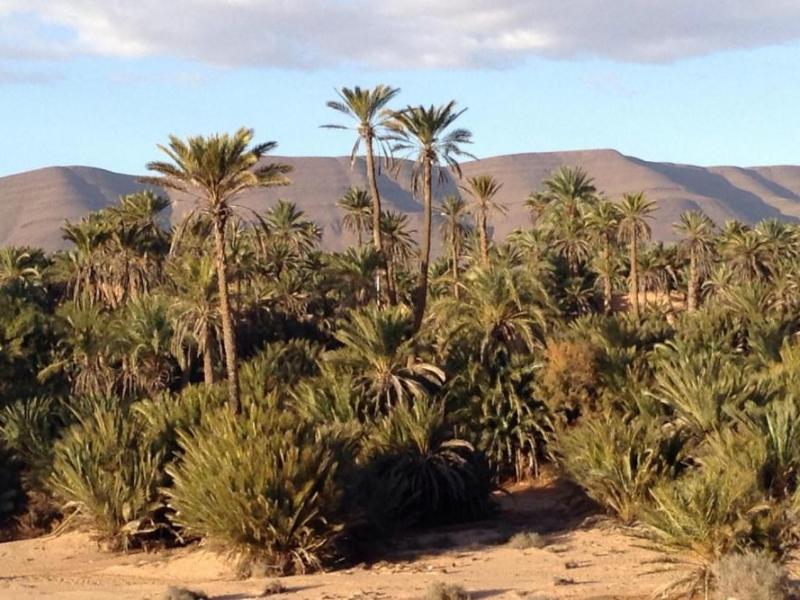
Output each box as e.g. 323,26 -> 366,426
2,149 -> 800,252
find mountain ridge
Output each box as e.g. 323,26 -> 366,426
2,149 -> 800,251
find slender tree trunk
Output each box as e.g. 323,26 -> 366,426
603,235 -> 613,314
202,325 -> 215,385
478,208 -> 489,266
452,231 -> 460,300
413,158 -> 433,331
687,249 -> 697,312
630,232 -> 640,320
357,226 -> 363,247
364,135 -> 394,305
212,218 -> 240,414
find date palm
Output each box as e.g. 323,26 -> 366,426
585,200 -> 620,313
675,211 -> 716,312
461,175 -> 506,266
144,127 -> 291,413
331,305 -> 445,412
541,166 -> 597,222
437,195 -> 471,298
387,101 -> 474,329
323,85 -> 400,301
336,187 -> 372,246
617,192 -> 655,321
381,210 -> 417,302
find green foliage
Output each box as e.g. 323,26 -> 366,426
0,396 -> 62,486
559,417 -> 684,524
166,404 -> 356,574
48,402 -> 167,550
360,401 -> 493,529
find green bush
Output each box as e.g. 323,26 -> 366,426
360,401 -> 493,529
165,404 -> 356,574
559,417 -> 684,524
0,396 -> 63,487
48,402 -> 166,550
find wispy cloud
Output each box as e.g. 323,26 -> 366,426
2,1 -> 800,68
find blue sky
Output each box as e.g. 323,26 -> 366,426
2,1 -> 800,176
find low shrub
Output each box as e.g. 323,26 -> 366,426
360,401 -> 493,529
166,404 -> 356,574
559,417 -> 684,524
507,531 -> 548,549
712,552 -> 788,600
424,582 -> 471,600
48,402 -> 167,550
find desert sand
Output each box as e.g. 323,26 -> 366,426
0,478 -> 693,600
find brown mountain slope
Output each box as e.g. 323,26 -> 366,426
1,149 -> 799,251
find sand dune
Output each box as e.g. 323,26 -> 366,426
2,149 -> 800,251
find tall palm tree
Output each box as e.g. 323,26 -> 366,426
144,127 -> 291,413
674,210 -> 716,312
585,200 -> 620,313
387,101 -> 474,330
461,175 -> 506,265
617,192 -> 655,321
437,195 -> 471,298
336,187 -> 372,246
323,85 -> 400,301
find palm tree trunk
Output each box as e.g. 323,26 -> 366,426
452,231 -> 460,300
630,233 -> 640,320
603,236 -> 612,314
212,218 -> 240,414
413,158 -> 433,331
365,135 -> 394,305
688,249 -> 697,312
201,325 -> 214,386
478,209 -> 489,266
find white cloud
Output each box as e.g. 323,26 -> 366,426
2,0 -> 800,68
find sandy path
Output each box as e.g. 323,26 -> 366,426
0,481 -> 684,600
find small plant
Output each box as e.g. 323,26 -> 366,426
507,531 -> 548,549
261,579 -> 287,596
713,552 -> 788,600
424,581 -> 471,600
162,587 -> 209,600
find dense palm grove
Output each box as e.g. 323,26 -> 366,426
2,86 -> 800,593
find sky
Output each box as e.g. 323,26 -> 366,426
1,1 -> 800,176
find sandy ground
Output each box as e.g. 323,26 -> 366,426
0,479 -> 689,600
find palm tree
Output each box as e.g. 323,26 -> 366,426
167,252 -> 220,385
675,211 -> 716,312
437,196 -> 471,298
262,200 -> 321,256
331,305 -> 444,412
387,101 -> 474,329
144,127 -> 292,413
540,166 -> 597,221
323,85 -> 400,300
617,192 -> 655,320
336,187 -> 372,246
381,210 -> 417,302
461,175 -> 506,265
585,200 -> 620,313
